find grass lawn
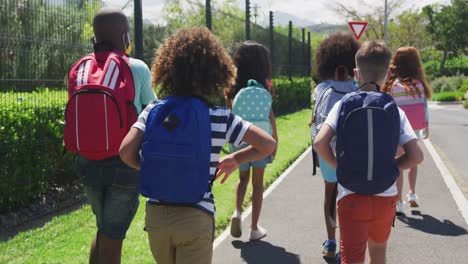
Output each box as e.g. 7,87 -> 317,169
0,109 -> 312,264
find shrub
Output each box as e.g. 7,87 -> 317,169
431,75 -> 467,93
273,77 -> 312,115
431,91 -> 464,102
0,89 -> 75,211
464,99 -> 468,109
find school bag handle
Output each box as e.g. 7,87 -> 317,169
359,81 -> 381,92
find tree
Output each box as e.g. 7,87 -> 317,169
423,0 -> 468,74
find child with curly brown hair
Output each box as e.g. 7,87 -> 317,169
310,33 -> 360,259
119,27 -> 276,264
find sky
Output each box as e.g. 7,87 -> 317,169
103,0 -> 451,26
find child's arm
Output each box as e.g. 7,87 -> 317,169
423,98 -> 430,139
217,125 -> 276,183
269,109 -> 278,156
119,128 -> 145,170
396,139 -> 424,170
313,124 -> 336,169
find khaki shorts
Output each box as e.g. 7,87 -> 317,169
145,203 -> 214,264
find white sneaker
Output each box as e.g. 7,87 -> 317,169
396,201 -> 404,216
249,225 -> 267,241
407,192 -> 419,207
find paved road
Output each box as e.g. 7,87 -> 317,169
213,103 -> 468,264
427,102 -> 468,197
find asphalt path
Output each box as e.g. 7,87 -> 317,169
213,103 -> 468,264
427,102 -> 468,198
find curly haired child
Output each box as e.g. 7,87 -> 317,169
119,27 -> 276,264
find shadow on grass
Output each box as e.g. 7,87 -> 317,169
232,240 -> 301,264
397,210 -> 468,236
0,201 -> 86,242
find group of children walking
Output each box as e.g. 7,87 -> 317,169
312,35 -> 430,264
65,7 -> 430,264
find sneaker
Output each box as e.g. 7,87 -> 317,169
335,252 -> 341,264
322,240 -> 337,258
407,192 -> 419,207
396,201 -> 404,216
230,213 -> 242,238
249,225 -> 267,241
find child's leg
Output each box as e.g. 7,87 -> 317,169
145,204 -> 175,264
396,170 -> 404,203
251,167 -> 265,230
324,181 -> 337,240
173,207 -> 214,264
368,196 -> 397,264
367,240 -> 387,264
337,194 -> 371,264
236,169 -> 251,213
408,166 -> 418,194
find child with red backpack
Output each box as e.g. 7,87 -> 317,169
64,8 -> 156,263
119,27 -> 276,264
382,47 -> 432,215
314,41 -> 424,264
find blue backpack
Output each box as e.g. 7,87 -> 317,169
335,83 -> 400,195
140,96 -> 211,204
232,79 -> 272,136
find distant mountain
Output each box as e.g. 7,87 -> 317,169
306,23 -> 348,34
261,11 -> 313,27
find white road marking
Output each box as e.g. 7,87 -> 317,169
213,147 -> 312,250
423,139 -> 468,226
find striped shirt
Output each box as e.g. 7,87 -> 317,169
311,80 -> 358,151
132,100 -> 252,216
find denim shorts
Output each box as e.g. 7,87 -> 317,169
230,144 -> 271,171
74,155 -> 140,240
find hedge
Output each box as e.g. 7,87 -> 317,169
0,90 -> 75,211
0,77 -> 312,210
431,91 -> 464,102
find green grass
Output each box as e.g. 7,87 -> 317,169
431,91 -> 465,102
0,109 -> 312,264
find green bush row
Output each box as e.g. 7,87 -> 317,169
0,77 -> 312,210
431,91 -> 465,102
0,89 -> 75,211
273,77 -> 312,115
431,75 -> 468,94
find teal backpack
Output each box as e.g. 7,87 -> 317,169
232,79 -> 273,137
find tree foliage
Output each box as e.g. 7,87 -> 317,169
423,0 -> 468,73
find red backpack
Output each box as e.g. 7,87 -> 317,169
64,51 -> 137,160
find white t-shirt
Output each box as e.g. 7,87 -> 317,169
324,101 -> 417,201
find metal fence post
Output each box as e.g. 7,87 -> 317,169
269,11 -> 274,76
245,0 -> 251,40
288,21 -> 292,80
206,0 -> 212,30
301,28 -> 305,76
307,31 -> 311,76
134,0 -> 144,60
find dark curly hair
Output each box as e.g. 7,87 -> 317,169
151,27 -> 236,99
314,33 -> 360,82
224,41 -> 272,99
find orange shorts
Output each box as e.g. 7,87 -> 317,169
337,194 -> 398,264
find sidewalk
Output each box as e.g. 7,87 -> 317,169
212,146 -> 468,264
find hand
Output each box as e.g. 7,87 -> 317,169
216,154 -> 239,184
